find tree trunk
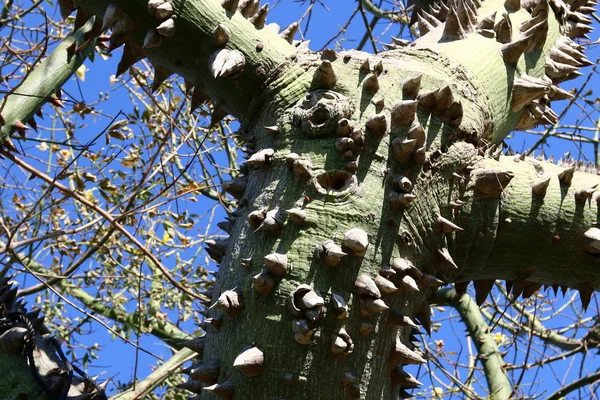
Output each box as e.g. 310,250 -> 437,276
2,0 -> 598,398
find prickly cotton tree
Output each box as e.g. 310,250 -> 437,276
1,0 -> 599,398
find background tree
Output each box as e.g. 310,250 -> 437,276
0,0 -> 599,399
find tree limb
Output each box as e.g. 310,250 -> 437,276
437,287 -> 513,399
545,369 -> 600,400
109,348 -> 197,400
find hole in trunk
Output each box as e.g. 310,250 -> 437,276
310,107 -> 330,126
313,170 -> 357,198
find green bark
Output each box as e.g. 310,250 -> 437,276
2,0 -> 598,399
0,16 -> 96,142
112,348 -> 197,400
76,0 -> 298,121
429,150 -> 600,290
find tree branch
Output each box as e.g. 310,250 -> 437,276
1,150 -> 210,302
479,307 -> 583,352
76,0 -> 299,120
360,0 -> 410,23
0,15 -> 95,143
545,369 -> 600,400
110,348 -> 196,400
437,287 -> 513,399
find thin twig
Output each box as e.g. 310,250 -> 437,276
1,149 -> 209,302
319,7 -> 360,51
12,251 -> 163,360
545,370 -> 600,400
358,0 -> 379,53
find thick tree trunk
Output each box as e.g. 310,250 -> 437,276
1,0 -> 598,398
